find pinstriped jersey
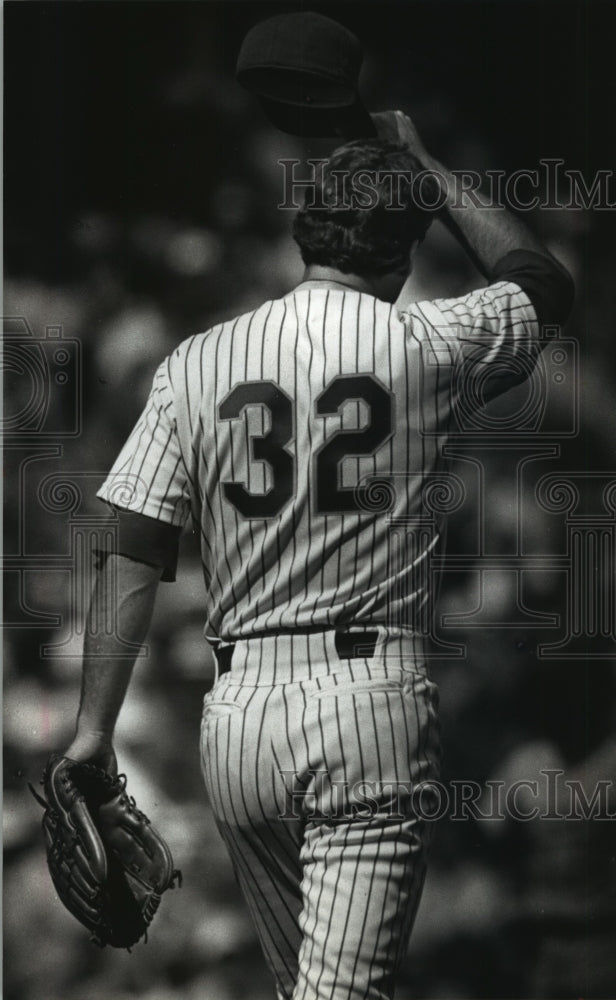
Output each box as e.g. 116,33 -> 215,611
97,280 -> 538,640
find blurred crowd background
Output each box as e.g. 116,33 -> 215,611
4,2 -> 616,998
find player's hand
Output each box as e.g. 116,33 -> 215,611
63,732 -> 118,776
392,111 -> 430,162
372,110 -> 430,164
371,110 -> 406,143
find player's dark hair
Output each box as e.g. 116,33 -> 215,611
292,139 -> 438,276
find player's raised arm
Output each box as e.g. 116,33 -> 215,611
391,111 -> 575,327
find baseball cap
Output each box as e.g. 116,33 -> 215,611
236,12 -> 377,139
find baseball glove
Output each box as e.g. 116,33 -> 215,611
29,754 -> 181,949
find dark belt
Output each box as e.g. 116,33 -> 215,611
214,630 -> 379,676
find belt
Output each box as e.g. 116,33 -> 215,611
214,630 -> 380,676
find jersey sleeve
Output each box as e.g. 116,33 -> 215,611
406,263 -> 543,402
96,360 -> 191,580
429,278 -> 539,364
410,249 -> 574,375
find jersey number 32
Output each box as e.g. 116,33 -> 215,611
218,374 -> 393,518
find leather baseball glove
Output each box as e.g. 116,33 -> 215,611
30,754 -> 181,949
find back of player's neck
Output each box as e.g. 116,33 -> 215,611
298,266 -> 370,295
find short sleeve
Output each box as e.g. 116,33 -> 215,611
491,249 -> 575,327
429,279 -> 539,366
97,360 -> 191,527
408,247 -> 574,373
404,278 -> 542,404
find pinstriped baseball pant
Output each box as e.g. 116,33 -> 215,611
200,630 -> 441,1000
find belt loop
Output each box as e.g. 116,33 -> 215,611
325,628 -> 339,666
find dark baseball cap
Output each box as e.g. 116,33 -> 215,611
236,12 -> 376,139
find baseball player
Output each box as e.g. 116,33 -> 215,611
64,112 -> 573,998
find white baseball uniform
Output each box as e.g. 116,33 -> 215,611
97,256 -> 557,998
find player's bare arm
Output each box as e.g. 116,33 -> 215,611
64,553 -> 164,773
34,550 -> 180,950
391,110 -> 553,265
391,110 -> 574,320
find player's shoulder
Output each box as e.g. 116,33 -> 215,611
167,297 -> 284,367
398,278 -> 531,333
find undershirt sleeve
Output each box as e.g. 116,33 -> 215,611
94,506 -> 182,582
490,249 -> 575,327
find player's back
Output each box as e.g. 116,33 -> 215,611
170,285 -> 454,640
